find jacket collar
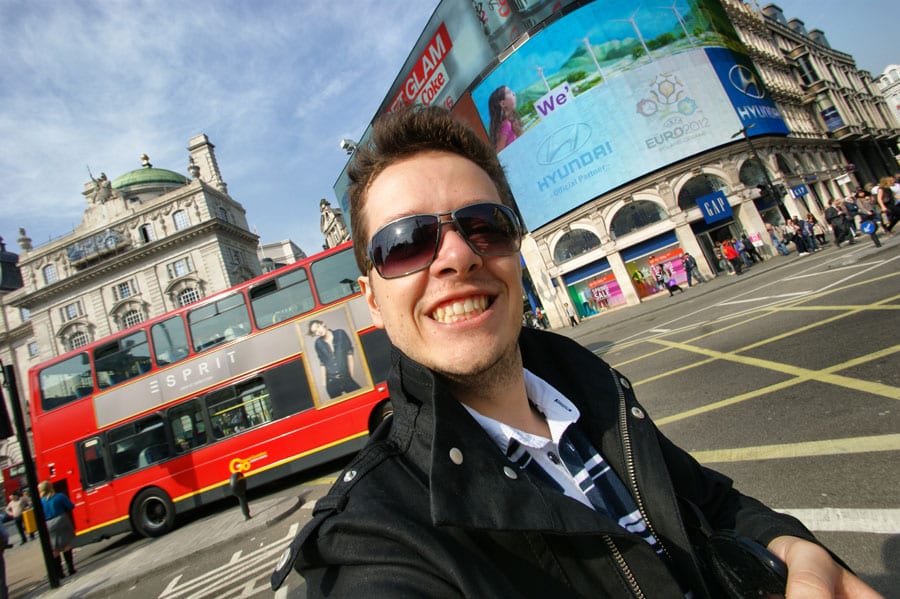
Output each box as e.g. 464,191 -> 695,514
386,330 -> 628,536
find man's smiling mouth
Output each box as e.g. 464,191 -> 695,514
432,295 -> 491,323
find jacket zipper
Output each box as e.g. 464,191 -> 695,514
604,535 -> 645,598
611,372 -> 675,567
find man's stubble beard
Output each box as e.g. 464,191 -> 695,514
435,330 -> 523,398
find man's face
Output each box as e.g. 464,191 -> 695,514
358,151 -> 523,379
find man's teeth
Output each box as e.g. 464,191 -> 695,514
433,296 -> 489,323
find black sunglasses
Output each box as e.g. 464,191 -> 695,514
366,202 -> 522,279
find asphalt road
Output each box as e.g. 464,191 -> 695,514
12,238 -> 900,598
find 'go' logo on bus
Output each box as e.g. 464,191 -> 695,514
229,452 -> 267,474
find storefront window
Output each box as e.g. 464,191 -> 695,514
625,248 -> 687,300
567,272 -> 626,318
553,229 -> 601,264
610,201 -> 667,239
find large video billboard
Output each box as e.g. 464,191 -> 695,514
335,0 -> 785,236
335,0 -> 579,234
469,0 -> 789,230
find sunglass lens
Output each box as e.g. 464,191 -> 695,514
371,215 -> 440,278
456,204 -> 520,254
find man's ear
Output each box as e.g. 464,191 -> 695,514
358,275 -> 384,329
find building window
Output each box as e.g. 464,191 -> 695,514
553,229 -> 602,263
60,301 -> 84,323
677,175 -> 729,211
796,55 -> 819,86
610,201 -> 667,239
178,287 -> 200,307
139,224 -> 155,243
173,210 -> 190,231
43,264 -> 58,285
122,309 -> 143,329
27,341 -> 39,358
19,307 -> 30,322
66,331 -> 90,351
217,206 -> 231,223
166,257 -> 194,279
113,279 -> 138,301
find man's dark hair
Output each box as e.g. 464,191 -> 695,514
348,106 -> 515,274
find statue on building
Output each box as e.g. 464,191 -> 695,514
89,172 -> 114,205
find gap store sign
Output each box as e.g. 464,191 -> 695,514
471,0 -> 789,231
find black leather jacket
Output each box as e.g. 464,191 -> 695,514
274,328 -> 818,597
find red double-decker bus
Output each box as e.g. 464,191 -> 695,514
28,242 -> 392,543
1,462 -> 27,499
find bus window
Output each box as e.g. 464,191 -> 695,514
208,379 -> 273,440
168,399 -> 208,453
94,331 -> 152,389
78,437 -> 108,487
108,415 -> 171,475
249,267 -> 314,328
310,249 -> 361,305
39,353 -> 92,410
188,293 -> 251,352
151,315 -> 190,366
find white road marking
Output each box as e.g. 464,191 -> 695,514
776,508 -> 900,534
159,522 -> 299,599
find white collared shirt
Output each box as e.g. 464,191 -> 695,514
462,369 -> 594,509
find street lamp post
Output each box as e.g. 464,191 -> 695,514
732,124 -> 790,220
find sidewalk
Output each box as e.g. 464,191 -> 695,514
556,233 -> 897,342
8,491 -> 304,599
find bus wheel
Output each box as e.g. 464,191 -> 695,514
368,400 -> 393,434
131,487 -> 175,537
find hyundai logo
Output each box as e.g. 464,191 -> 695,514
535,123 -> 592,165
728,65 -> 765,99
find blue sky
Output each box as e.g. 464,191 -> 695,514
0,0 -> 896,257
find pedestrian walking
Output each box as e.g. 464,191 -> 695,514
722,239 -> 743,274
857,193 -> 883,248
682,252 -> 703,286
875,176 -> 899,234
5,490 -> 30,545
741,233 -> 764,263
807,214 -> 827,246
38,481 -> 77,578
564,302 -> 578,327
825,200 -> 855,247
765,223 -> 789,255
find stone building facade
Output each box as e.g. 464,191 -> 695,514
320,199 -> 350,250
0,134 -> 260,463
342,0 -> 898,329
876,64 -> 900,138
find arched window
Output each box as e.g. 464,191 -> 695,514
610,201 -> 667,239
216,206 -> 231,223
66,331 -> 90,351
677,174 -> 729,211
178,287 -> 200,307
738,158 -> 770,188
173,210 -> 190,231
553,229 -> 601,263
43,264 -> 58,285
775,153 -> 795,175
122,309 -> 143,330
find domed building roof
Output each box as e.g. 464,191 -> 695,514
111,155 -> 189,190
111,166 -> 189,190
